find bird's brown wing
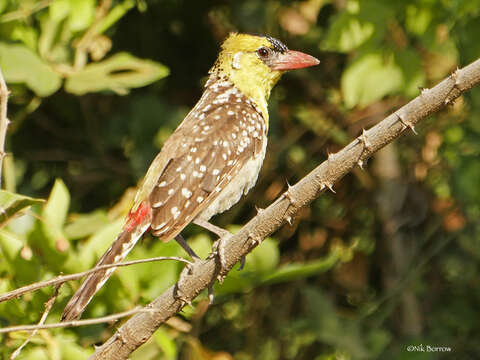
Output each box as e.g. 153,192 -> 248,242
148,80 -> 265,241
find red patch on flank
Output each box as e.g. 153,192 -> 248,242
125,202 -> 151,232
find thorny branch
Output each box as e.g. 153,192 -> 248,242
0,256 -> 192,303
89,58 -> 480,359
9,285 -> 60,359
0,307 -> 155,334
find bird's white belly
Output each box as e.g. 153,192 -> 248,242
197,138 -> 267,221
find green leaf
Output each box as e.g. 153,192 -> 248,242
323,13 -> 374,52
215,238 -> 280,295
28,179 -> 71,269
246,237 -> 279,273
395,49 -> 426,98
342,53 -> 403,108
68,218 -> 123,272
58,334 -> 94,359
0,229 -> 40,283
406,4 -> 432,36
0,229 -> 26,263
129,240 -> 183,301
49,0 -> 70,21
44,179 -> 70,229
65,52 -> 169,95
0,0 -> 7,14
64,210 -> 109,240
154,328 -> 178,360
261,246 -> 342,284
301,287 -> 370,358
189,233 -> 213,259
11,24 -> 38,50
0,190 -> 44,225
67,0 -> 95,31
0,42 -> 62,96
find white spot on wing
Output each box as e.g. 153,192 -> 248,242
171,207 -> 180,219
181,188 -> 192,198
152,221 -> 167,230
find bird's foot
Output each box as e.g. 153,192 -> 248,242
193,219 -> 237,280
173,282 -> 192,307
193,218 -> 231,238
238,256 -> 246,271
210,235 -> 231,282
173,234 -> 202,305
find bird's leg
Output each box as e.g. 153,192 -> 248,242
174,234 -> 201,305
193,219 -> 247,274
193,218 -> 231,238
175,234 -> 201,261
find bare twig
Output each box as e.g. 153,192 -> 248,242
0,256 -> 192,303
0,0 -> 52,23
0,307 -> 156,334
90,58 -> 480,359
10,285 -> 61,359
0,65 -> 10,187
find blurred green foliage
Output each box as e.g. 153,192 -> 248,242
0,0 -> 480,359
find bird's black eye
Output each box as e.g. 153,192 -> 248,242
257,47 -> 269,58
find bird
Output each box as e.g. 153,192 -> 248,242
61,33 -> 319,321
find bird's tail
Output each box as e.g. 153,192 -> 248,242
61,203 -> 151,322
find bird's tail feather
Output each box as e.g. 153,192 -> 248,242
61,217 -> 151,322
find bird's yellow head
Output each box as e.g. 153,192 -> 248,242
210,33 -> 319,114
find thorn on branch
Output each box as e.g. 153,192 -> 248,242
255,205 -> 265,216
208,286 -> 214,305
174,286 -> 192,307
217,273 -> 226,284
452,67 -> 462,86
357,158 -> 364,170
396,113 -> 417,135
324,183 -> 336,193
327,150 -> 336,161
419,86 -> 429,95
444,68 -> 462,106
116,329 -> 128,345
285,215 -> 293,226
359,129 -> 372,150
248,233 -> 261,247
282,181 -> 298,208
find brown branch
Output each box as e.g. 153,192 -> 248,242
0,0 -> 52,23
90,58 -> 480,359
0,65 -> 10,187
0,256 -> 192,303
0,307 -> 156,334
9,285 -> 61,359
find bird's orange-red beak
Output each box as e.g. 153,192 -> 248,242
270,50 -> 320,71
